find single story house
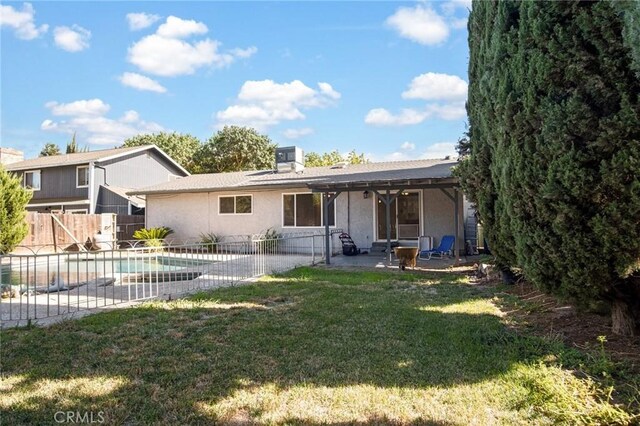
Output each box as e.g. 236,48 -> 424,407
130,147 -> 473,259
5,145 -> 189,215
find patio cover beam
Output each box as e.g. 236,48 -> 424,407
308,179 -> 459,193
324,191 -> 342,265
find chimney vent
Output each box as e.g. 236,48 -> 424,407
275,146 -> 304,173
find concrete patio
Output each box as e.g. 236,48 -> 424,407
327,251 -> 482,271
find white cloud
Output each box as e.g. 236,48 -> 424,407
364,108 -> 429,126
426,102 -> 467,120
53,25 -> 91,52
318,82 -> 341,100
41,98 -> 164,146
403,73 -> 467,101
442,0 -> 472,14
364,103 -> 466,127
368,142 -> 458,162
129,35 -> 221,76
127,15 -> 256,77
283,128 -> 314,139
365,72 -> 467,127
400,141 -> 415,151
0,2 -> 48,40
119,72 -> 167,93
45,99 -> 110,116
216,80 -> 341,130
126,12 -> 161,31
156,16 -> 207,38
422,142 -> 458,159
230,46 -> 258,58
385,5 -> 449,45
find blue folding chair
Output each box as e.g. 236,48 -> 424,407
419,235 -> 455,260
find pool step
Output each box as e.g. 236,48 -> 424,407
130,271 -> 204,283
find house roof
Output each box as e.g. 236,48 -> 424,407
102,186 -> 146,208
4,145 -> 190,176
129,158 -> 459,195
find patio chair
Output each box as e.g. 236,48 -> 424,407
419,235 -> 455,260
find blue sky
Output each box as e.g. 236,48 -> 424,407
1,1 -> 470,162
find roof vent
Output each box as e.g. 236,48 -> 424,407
331,161 -> 349,169
276,146 -> 304,173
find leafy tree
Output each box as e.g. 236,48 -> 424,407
457,1 -> 640,335
194,126 -> 276,173
65,133 -> 88,153
0,166 -> 32,254
39,143 -> 61,157
122,132 -> 201,173
304,149 -> 368,167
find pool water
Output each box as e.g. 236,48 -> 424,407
68,256 -> 213,273
0,256 -> 213,286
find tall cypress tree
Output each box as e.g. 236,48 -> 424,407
0,166 -> 32,254
458,0 -> 640,335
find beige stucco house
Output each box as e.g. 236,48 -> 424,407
130,149 -> 471,257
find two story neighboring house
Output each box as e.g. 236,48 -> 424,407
5,145 -> 189,215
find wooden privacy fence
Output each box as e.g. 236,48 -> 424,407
19,212 -> 145,249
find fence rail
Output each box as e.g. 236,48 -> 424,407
1,233 -> 339,327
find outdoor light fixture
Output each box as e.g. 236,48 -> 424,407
363,190 -> 369,199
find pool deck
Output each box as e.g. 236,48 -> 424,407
328,251 -> 481,271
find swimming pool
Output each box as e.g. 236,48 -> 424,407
1,255 -> 214,286
70,256 -> 213,273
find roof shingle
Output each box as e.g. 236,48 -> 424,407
130,158 -> 458,195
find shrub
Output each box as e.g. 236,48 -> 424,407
0,166 -> 32,254
133,227 -> 173,248
200,232 -> 220,253
254,228 -> 281,253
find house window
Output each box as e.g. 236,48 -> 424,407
24,170 -> 41,191
219,195 -> 252,215
283,193 -> 335,227
76,166 -> 89,188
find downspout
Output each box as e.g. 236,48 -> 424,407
88,162 -> 95,214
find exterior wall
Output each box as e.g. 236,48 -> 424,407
15,165 -> 89,201
343,191 -> 376,250
92,149 -> 187,214
96,187 -> 129,215
422,188 -> 464,249
146,187 -> 464,251
147,187 -> 342,241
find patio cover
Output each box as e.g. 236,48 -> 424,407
307,174 -> 463,266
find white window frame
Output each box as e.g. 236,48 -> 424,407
76,165 -> 89,188
218,194 -> 253,215
23,170 -> 41,191
282,192 -> 337,228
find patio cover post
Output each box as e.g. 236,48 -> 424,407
454,188 -> 462,263
372,189 -> 405,265
323,191 -> 341,265
439,187 -> 463,263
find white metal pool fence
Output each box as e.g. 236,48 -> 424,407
1,232 -> 342,326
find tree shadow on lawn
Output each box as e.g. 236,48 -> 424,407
2,268 -> 568,425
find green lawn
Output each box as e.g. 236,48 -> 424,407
1,267 -> 637,425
